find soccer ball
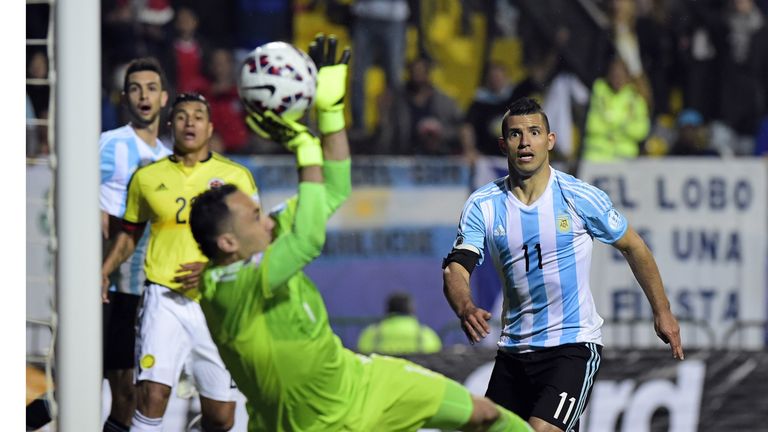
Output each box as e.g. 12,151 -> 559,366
238,41 -> 318,121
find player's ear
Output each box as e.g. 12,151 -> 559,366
161,90 -> 169,108
205,122 -> 214,140
497,136 -> 508,155
547,131 -> 556,151
217,232 -> 238,254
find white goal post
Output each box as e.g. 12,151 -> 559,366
55,0 -> 102,429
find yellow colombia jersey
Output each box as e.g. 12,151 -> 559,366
123,152 -> 257,299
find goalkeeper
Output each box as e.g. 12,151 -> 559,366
189,35 -> 532,432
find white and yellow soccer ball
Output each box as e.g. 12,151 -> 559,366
238,41 -> 318,121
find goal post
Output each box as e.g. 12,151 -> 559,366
54,0 -> 102,429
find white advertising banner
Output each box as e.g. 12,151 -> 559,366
580,159 -> 767,349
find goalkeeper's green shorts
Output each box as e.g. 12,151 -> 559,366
348,353 -> 474,431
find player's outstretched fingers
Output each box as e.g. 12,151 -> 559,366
339,47 -> 351,65
311,33 -> 326,66
308,41 -> 321,66
326,35 -> 337,64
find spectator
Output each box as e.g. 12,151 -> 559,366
357,292 -> 442,355
668,109 -> 719,156
635,0 -> 679,116
610,0 -> 644,78
510,24 -> 590,164
460,63 -> 516,165
350,0 -> 410,133
608,0 -> 653,107
136,0 -> 175,85
542,71 -> 590,163
27,50 -> 49,119
717,0 -> 766,154
102,0 -> 141,77
179,0 -> 236,49
172,6 -> 208,94
676,0 -> 723,122
202,48 -> 250,154
26,51 -> 50,157
373,57 -> 463,155
582,55 -> 651,161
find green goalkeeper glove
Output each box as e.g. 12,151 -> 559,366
308,33 -> 351,135
246,110 -> 323,167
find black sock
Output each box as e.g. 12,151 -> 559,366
103,415 -> 130,432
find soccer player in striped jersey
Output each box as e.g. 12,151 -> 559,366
189,35 -> 532,432
442,97 -> 684,432
102,92 -> 257,432
99,57 -> 172,432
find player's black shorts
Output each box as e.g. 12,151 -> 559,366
485,343 -> 602,432
103,292 -> 141,371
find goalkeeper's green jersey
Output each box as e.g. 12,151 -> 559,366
200,160 -> 360,431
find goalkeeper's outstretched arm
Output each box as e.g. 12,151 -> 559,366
309,33 -> 352,213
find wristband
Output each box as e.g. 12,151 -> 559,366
317,109 -> 346,135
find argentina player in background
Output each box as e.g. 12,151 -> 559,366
99,57 -> 172,432
442,97 -> 684,432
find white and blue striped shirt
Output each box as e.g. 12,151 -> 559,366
453,168 -> 628,352
100,124 -> 171,295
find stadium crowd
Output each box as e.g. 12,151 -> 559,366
26,0 -> 768,160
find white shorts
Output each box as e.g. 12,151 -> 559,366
135,283 -> 236,402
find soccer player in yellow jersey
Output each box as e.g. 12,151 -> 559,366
189,35 -> 533,432
100,57 -> 172,432
102,92 -> 256,432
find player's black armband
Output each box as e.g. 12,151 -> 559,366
121,219 -> 147,234
442,249 -> 480,274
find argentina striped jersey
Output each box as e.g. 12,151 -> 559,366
100,124 -> 171,294
452,168 -> 628,352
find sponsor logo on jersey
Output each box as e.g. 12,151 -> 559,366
453,235 -> 464,248
493,224 -> 506,237
155,183 -> 168,191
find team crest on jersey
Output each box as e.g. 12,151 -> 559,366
557,215 -> 571,233
140,354 -> 155,369
208,178 -> 225,189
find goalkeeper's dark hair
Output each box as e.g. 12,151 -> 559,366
501,97 -> 551,139
123,57 -> 168,92
190,184 -> 239,260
